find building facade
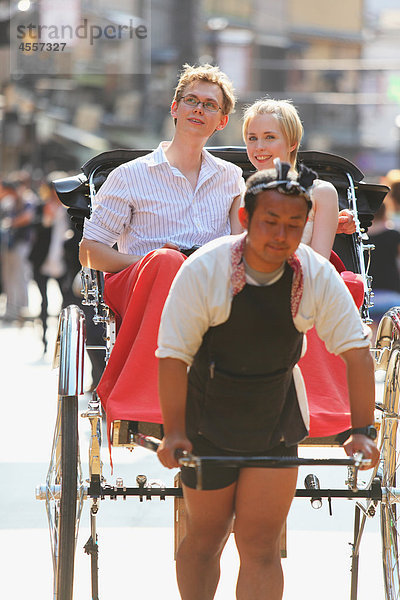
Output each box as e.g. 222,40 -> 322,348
0,0 -> 399,176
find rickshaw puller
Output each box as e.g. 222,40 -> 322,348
156,162 -> 380,600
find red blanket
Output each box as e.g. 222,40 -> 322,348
97,249 -> 186,430
98,248 -> 363,442
299,327 -> 351,437
299,267 -> 364,438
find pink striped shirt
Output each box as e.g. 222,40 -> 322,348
83,142 -> 245,256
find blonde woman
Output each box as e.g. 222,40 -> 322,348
243,99 -> 361,438
243,98 -> 355,255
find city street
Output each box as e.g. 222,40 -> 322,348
0,282 -> 385,599
0,0 -> 399,598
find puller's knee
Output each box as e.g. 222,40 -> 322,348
234,524 -> 282,564
183,518 -> 232,559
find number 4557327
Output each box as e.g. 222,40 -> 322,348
19,42 -> 67,52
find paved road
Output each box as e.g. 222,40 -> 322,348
0,283 -> 385,599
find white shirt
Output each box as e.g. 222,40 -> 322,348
82,142 -> 245,256
156,234 -> 370,367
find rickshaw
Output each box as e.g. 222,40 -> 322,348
36,147 -> 399,600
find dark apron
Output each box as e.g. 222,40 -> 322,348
186,263 -> 307,452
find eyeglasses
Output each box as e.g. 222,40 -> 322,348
181,94 -> 222,113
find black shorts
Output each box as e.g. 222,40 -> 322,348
181,435 -> 298,490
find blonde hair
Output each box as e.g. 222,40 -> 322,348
173,63 -> 236,116
242,99 -> 303,167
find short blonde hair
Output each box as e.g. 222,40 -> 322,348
173,63 -> 236,116
242,99 -> 303,167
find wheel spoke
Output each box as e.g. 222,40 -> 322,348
44,396 -> 79,600
380,346 -> 400,599
45,399 -> 62,576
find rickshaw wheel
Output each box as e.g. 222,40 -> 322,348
46,394 -> 79,600
44,304 -> 85,599
379,346 -> 400,599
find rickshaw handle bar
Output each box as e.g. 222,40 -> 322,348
177,452 -> 364,469
133,436 -> 365,469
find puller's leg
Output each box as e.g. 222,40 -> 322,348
176,482 -> 236,600
234,467 -> 298,600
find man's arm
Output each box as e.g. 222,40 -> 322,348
79,238 -> 141,273
79,165 -> 144,272
79,239 -> 181,273
340,346 -> 380,468
157,357 -> 193,468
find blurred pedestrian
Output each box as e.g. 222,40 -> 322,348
380,169 -> 400,228
0,175 -> 36,322
368,200 -> 400,334
29,172 -> 70,351
385,181 -> 400,233
28,172 -> 105,384
381,169 -> 400,189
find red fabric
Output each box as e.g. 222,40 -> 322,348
329,250 -> 346,273
98,245 -> 365,442
299,327 -> 351,437
98,248 -> 186,429
330,249 -> 364,310
300,260 -> 364,438
340,271 -> 364,309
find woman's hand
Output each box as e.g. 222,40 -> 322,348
337,209 -> 356,235
343,434 -> 380,470
157,433 -> 192,469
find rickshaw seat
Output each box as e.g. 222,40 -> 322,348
52,147 -> 388,444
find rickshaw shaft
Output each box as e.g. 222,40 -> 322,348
85,485 -> 382,501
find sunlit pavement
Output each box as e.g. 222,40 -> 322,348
0,282 -> 384,599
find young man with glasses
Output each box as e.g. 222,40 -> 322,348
79,64 -> 244,436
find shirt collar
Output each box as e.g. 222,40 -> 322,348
201,147 -> 221,175
147,143 -> 223,192
230,233 -> 304,318
146,142 -> 170,167
147,143 -> 220,175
